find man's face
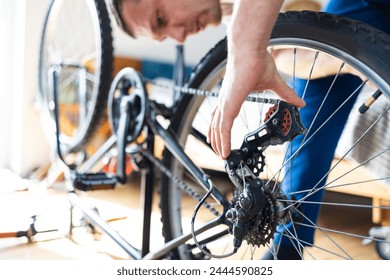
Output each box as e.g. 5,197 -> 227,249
121,0 -> 222,43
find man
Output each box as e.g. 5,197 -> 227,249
110,0 -> 390,259
109,0 -> 305,160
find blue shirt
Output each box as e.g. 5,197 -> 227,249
325,0 -> 390,34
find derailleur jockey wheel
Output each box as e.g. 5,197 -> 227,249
108,67 -> 148,143
264,103 -> 293,136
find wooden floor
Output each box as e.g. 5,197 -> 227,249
0,169 -> 381,260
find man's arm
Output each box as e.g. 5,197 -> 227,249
208,0 -> 305,159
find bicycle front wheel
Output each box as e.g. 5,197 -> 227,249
159,11 -> 390,260
39,0 -> 113,153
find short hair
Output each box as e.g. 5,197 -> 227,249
109,0 -> 135,37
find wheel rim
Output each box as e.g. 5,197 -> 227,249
162,38 -> 390,259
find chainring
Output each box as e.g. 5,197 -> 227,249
108,67 -> 147,143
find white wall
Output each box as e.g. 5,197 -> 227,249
0,0 -> 17,168
0,0 -> 51,176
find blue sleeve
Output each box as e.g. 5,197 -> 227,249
324,0 -> 390,35
365,0 -> 390,5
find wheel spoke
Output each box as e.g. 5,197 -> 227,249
159,12 -> 390,259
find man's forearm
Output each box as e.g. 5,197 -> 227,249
224,0 -> 284,100
228,0 -> 284,53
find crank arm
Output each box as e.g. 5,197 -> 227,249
116,96 -> 134,184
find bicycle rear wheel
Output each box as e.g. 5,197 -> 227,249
159,11 -> 390,260
39,0 -> 113,153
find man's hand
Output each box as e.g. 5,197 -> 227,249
207,0 -> 305,159
207,51 -> 305,159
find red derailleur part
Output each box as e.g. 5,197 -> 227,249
241,100 -> 306,155
264,103 -> 293,136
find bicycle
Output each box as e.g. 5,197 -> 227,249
39,0 -> 113,154
40,1 -> 390,260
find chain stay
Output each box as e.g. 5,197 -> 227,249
141,150 -> 220,216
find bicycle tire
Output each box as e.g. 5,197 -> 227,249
159,11 -> 390,260
38,0 -> 113,153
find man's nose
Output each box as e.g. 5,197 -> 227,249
167,25 -> 187,43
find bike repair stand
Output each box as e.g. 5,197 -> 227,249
49,65 -> 155,259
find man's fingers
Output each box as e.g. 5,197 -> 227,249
220,128 -> 232,160
218,111 -> 234,159
207,105 -> 234,159
210,110 -> 222,157
273,74 -> 306,108
207,107 -> 218,144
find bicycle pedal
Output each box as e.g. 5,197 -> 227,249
73,172 -> 116,191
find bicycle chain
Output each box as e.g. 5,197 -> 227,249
141,150 -> 220,216
142,77 -> 280,105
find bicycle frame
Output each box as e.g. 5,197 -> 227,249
51,45 -> 234,260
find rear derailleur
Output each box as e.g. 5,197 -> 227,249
224,100 -> 306,251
